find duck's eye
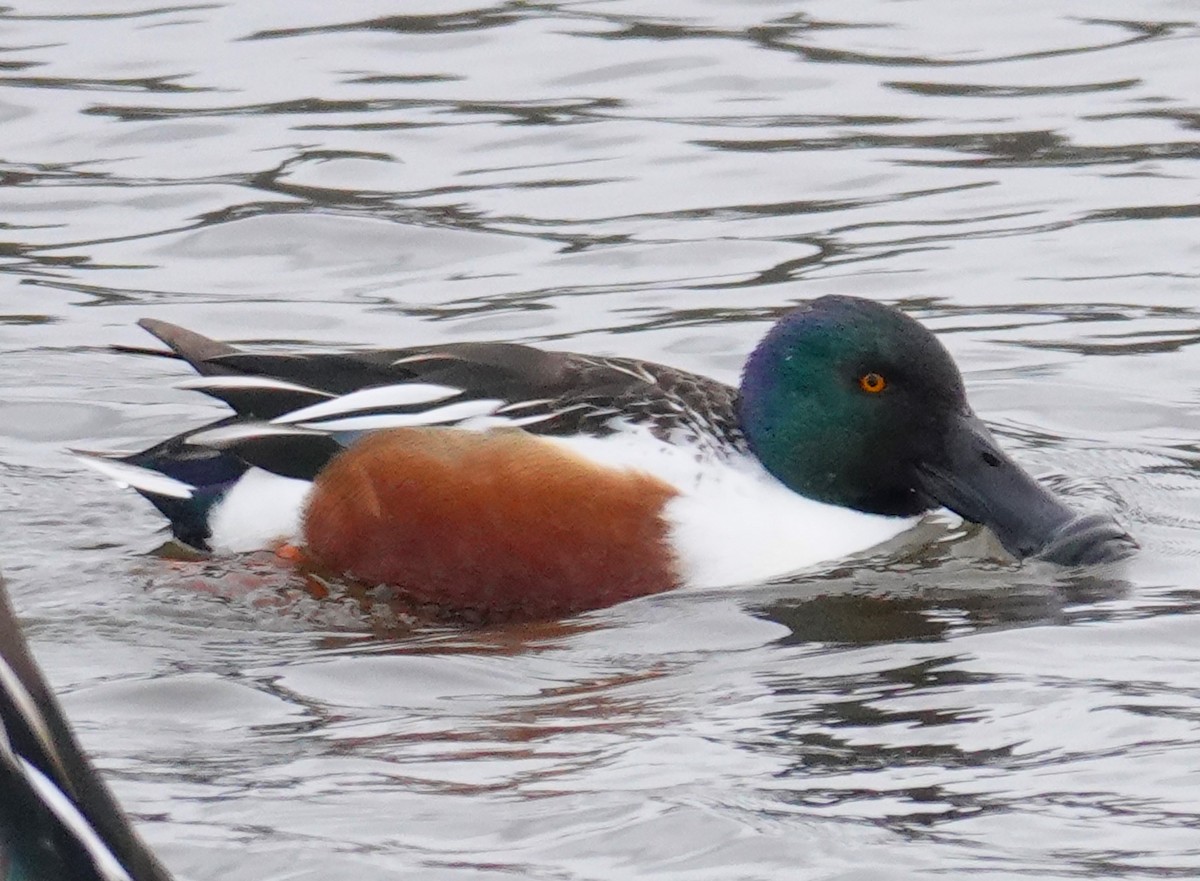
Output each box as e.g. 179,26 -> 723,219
859,372 -> 887,394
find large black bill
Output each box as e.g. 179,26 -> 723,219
916,414 -> 1136,566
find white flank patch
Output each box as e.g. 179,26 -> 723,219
74,455 -> 195,499
291,398 -> 505,432
272,383 -> 464,425
176,375 -> 334,398
207,467 -> 311,552
547,428 -> 918,590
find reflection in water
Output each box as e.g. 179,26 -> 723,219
755,554 -> 1134,647
1,1 -> 1199,879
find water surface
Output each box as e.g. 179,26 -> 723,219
2,2 -> 1199,879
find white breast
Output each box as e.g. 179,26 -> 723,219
547,429 -> 918,590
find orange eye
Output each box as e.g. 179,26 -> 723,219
859,372 -> 886,393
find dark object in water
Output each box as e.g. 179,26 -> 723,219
0,577 -> 173,881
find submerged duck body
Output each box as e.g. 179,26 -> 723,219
85,296 -> 1133,618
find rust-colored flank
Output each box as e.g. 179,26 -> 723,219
302,428 -> 681,620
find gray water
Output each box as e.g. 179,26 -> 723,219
2,2 -> 1199,879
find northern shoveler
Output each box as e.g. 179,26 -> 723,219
82,296 -> 1135,619
0,576 -> 172,881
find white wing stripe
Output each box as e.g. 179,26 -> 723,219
391,353 -> 457,366
75,456 -> 195,499
495,399 -> 553,414
456,413 -> 557,431
176,376 -> 333,398
186,423 -> 324,448
272,383 -> 463,425
294,399 -> 505,432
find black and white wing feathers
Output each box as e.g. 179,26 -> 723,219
134,321 -> 748,482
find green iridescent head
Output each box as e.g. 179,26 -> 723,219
738,295 -> 966,516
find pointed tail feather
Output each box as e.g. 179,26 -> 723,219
73,437 -> 250,551
135,319 -> 240,377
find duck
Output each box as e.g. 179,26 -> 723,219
82,296 -> 1135,620
0,575 -> 173,881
